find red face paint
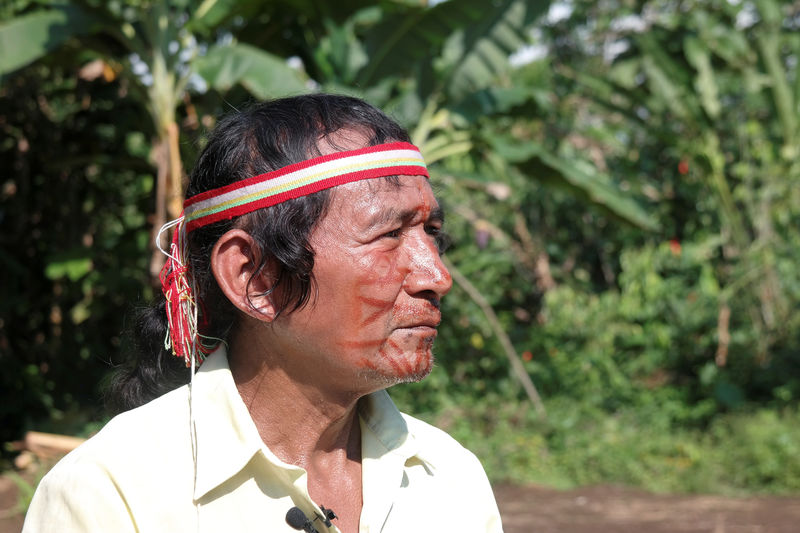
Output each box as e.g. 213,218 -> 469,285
267,175 -> 452,394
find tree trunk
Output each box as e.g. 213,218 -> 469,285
148,121 -> 184,281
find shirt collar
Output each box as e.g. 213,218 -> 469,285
189,346 -> 434,500
358,389 -> 433,468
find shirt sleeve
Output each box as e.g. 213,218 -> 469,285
22,459 -> 137,533
463,450 -> 504,533
399,413 -> 505,532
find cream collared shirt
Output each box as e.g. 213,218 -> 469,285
23,348 -> 503,532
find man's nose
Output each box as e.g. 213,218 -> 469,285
402,230 -> 453,298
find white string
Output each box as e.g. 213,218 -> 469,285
190,325 -> 200,532
157,216 -> 202,529
156,216 -> 185,263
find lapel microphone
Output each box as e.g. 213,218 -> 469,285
285,505 -> 337,532
286,507 -> 319,533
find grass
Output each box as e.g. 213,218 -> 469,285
418,398 -> 800,496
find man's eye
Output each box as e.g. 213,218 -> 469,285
424,224 -> 441,237
383,228 -> 401,239
426,225 -> 450,254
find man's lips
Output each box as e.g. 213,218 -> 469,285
394,313 -> 442,329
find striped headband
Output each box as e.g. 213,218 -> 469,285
183,141 -> 428,232
159,141 -> 429,367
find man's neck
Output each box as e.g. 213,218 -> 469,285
228,328 -> 365,532
228,327 -> 363,469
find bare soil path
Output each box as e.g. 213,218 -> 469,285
3,474 -> 800,532
495,483 -> 800,533
0,477 -> 24,533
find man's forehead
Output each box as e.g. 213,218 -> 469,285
336,176 -> 438,212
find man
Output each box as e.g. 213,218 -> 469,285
23,94 -> 503,532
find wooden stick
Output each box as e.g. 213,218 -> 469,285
444,257 -> 547,418
24,431 -> 85,457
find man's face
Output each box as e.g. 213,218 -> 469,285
269,175 -> 452,394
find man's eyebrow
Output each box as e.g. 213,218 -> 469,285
366,203 -> 445,230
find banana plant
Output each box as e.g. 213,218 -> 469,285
0,0 -> 307,275
547,0 -> 800,360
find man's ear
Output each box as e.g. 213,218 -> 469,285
211,229 -> 277,321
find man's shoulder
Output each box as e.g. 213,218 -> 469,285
53,384 -> 191,470
103,384 -> 190,437
400,412 -> 462,447
396,409 -> 502,530
399,411 -> 485,471
24,386 -> 197,533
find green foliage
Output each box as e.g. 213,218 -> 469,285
393,394 -> 800,495
0,58 -> 154,450
194,43 -> 308,98
484,129 -> 659,230
3,0 -> 800,497
0,5 -> 99,76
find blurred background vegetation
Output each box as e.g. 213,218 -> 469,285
1,0 -> 799,496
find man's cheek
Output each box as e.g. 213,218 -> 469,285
357,295 -> 394,327
357,250 -> 405,287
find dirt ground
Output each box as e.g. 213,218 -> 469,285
0,476 -> 24,533
494,483 -> 800,533
3,474 -> 800,532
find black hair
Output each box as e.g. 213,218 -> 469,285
106,94 -> 411,414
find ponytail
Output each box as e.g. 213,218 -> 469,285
105,299 -> 190,414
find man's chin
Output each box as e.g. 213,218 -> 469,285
360,353 -> 434,390
392,362 -> 433,385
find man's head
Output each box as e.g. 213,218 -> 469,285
178,95 -> 450,388
110,94 -> 451,413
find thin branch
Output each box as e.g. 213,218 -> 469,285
444,257 -> 547,418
